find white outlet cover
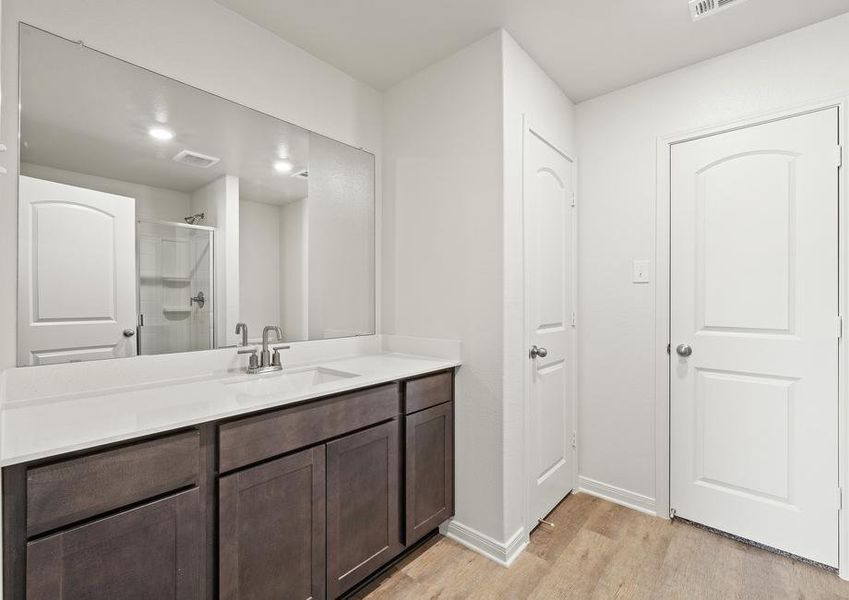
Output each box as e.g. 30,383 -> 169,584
632,260 -> 651,283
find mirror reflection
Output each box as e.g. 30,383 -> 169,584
17,24 -> 375,366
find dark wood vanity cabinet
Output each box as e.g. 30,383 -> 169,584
219,446 -> 326,600
405,401 -> 454,545
3,431 -> 205,600
3,369 -> 456,600
326,420 -> 403,598
26,489 -> 201,600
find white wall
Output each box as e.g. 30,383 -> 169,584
500,31 -> 576,541
21,162 -> 191,222
239,199 -> 281,340
192,175 -> 239,348
383,32 -> 506,542
308,134 -> 376,339
383,29 -> 576,557
280,199 -> 309,340
576,13 -> 849,508
0,0 -> 382,369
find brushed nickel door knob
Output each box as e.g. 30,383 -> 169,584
530,345 -> 548,359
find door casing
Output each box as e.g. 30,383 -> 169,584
655,98 -> 847,577
522,117 -> 579,536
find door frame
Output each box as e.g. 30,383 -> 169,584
654,97 -> 847,576
522,117 -> 579,535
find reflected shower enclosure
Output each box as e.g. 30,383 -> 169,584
137,220 -> 214,355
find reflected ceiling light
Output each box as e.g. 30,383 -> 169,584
274,159 -> 294,173
148,126 -> 175,141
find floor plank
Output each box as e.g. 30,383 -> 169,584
357,493 -> 849,599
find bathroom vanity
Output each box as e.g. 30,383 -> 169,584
2,21 -> 460,600
1,357 -> 457,599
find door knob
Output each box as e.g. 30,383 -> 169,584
123,329 -> 136,337
676,344 -> 692,357
530,345 -> 548,359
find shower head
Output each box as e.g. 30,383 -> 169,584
184,212 -> 205,225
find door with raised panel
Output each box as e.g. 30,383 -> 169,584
219,446 -> 325,600
18,176 -> 137,365
525,125 -> 575,527
670,108 -> 839,566
326,420 -> 402,598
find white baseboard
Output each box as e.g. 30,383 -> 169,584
578,476 -> 657,516
439,520 -> 527,567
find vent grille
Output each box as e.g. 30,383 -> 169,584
689,0 -> 748,20
172,150 -> 220,169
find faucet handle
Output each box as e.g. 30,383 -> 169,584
271,345 -> 290,367
237,348 -> 259,370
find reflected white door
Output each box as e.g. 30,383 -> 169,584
525,126 -> 575,526
670,108 -> 839,566
18,176 -> 137,365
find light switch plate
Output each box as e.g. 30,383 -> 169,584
632,260 -> 650,283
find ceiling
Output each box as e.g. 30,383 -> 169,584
20,24 -> 311,205
215,0 -> 849,101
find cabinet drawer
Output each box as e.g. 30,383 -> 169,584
405,371 -> 453,414
27,431 -> 200,537
219,383 -> 400,473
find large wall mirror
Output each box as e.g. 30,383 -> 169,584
16,24 -> 375,366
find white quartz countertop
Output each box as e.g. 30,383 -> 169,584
0,352 -> 460,466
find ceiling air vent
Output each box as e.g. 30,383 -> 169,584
689,0 -> 748,21
172,150 -> 220,169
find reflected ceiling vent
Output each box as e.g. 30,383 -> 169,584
689,0 -> 748,21
293,169 -> 309,179
172,149 -> 220,168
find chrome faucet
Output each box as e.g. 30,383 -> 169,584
238,325 -> 289,374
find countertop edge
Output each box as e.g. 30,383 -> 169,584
1,356 -> 460,467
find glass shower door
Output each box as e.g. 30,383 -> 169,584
137,220 -> 214,355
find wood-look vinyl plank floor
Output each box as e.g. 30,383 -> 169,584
353,492 -> 849,599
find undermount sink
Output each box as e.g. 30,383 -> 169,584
226,366 -> 360,398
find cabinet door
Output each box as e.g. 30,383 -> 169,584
219,446 -> 325,600
405,402 -> 454,545
26,488 -> 201,600
326,420 -> 402,598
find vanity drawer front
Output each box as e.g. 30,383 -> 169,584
219,383 -> 400,473
404,371 -> 453,414
27,431 -> 200,536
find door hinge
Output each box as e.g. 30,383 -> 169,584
138,313 -> 145,327
570,311 -> 577,327
839,487 -> 843,510
666,343 -> 671,355
836,145 -> 843,168
838,315 -> 843,340
570,192 -> 576,208
570,431 -> 577,449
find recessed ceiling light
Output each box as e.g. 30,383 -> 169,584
274,159 -> 294,174
149,126 -> 175,141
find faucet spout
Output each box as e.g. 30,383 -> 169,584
235,322 -> 248,347
261,326 -> 284,368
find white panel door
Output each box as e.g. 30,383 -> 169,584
670,108 -> 839,566
18,176 -> 137,365
525,127 -> 575,526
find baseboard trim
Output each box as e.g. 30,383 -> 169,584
578,476 -> 657,516
439,520 -> 527,567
